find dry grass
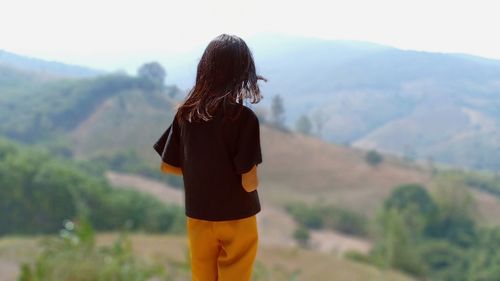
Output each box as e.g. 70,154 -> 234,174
0,234 -> 413,281
259,125 -> 432,216
0,237 -> 40,281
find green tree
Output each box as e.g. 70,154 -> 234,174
372,208 -> 426,277
271,94 -> 285,129
295,115 -> 312,135
0,139 -> 185,235
418,240 -> 468,281
427,180 -> 477,247
370,184 -> 438,277
285,202 -> 323,229
312,109 -> 328,138
285,202 -> 368,237
138,62 -> 166,88
293,226 -> 310,248
384,184 -> 437,219
365,150 -> 383,167
466,227 -> 500,280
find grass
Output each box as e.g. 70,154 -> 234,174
258,125 -> 432,217
0,233 -> 415,281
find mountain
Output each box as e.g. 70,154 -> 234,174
0,61 -> 440,215
0,68 -> 180,143
2,56 -> 500,280
0,49 -> 103,78
165,34 -> 500,171
7,63 -> 500,225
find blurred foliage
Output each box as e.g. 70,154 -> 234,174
138,62 -> 167,89
435,169 -> 500,197
358,182 -> 500,280
285,202 -> 368,237
0,63 -> 179,144
18,217 -> 170,281
295,115 -> 312,135
89,149 -> 183,189
292,226 -> 311,248
1,74 -> 135,142
270,94 -> 289,132
365,150 -> 383,167
0,138 -> 185,236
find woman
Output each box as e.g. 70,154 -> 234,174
154,34 -> 266,281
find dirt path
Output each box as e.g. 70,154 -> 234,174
310,230 -> 372,256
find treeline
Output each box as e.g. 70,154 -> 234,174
443,170 -> 500,197
0,138 -> 185,236
285,202 -> 368,238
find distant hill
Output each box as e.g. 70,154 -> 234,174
0,61 -> 435,217
166,34 -> 500,171
0,49 -> 103,78
0,67 -> 180,148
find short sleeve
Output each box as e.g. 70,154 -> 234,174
233,110 -> 262,174
153,115 -> 182,167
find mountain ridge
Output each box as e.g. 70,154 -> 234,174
1,38 -> 500,171
0,49 -> 103,78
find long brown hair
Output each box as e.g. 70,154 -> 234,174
177,34 -> 266,124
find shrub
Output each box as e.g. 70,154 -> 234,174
293,226 -> 311,248
18,218 -> 168,281
0,139 -> 185,236
365,150 -> 383,167
285,202 -> 368,237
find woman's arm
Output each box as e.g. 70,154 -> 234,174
242,165 -> 259,192
160,162 -> 183,175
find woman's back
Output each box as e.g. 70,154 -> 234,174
178,102 -> 262,220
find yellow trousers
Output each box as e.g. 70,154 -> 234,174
187,215 -> 258,281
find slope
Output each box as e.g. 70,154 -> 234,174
166,34 -> 500,170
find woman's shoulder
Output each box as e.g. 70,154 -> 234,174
223,102 -> 258,122
240,104 -> 258,118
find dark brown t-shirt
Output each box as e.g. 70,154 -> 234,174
153,102 -> 262,221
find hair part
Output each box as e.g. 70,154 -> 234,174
177,34 -> 266,124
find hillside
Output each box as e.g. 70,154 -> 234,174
4,41 -> 500,170
0,70 -> 180,145
1,58 -> 499,224
260,125 -> 500,225
258,125 -> 431,214
2,55 -> 500,280
166,34 -> 500,171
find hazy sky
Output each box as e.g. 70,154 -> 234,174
1,0 -> 499,71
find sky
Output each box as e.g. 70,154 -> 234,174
1,0 -> 499,72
